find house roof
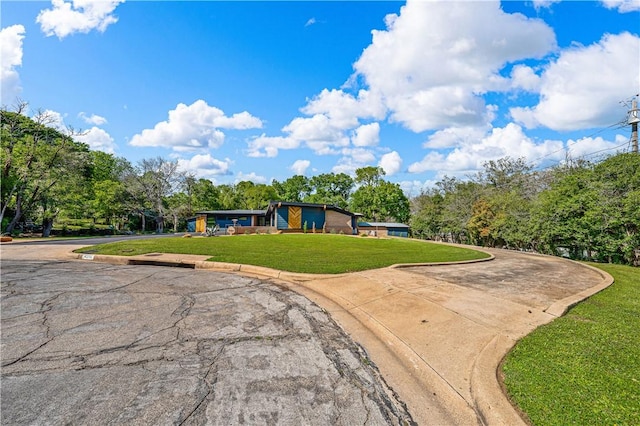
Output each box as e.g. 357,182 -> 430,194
265,201 -> 355,217
358,222 -> 410,229
196,210 -> 267,216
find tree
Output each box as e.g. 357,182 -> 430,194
474,157 -> 533,192
438,178 -> 482,244
86,152 -> 131,228
531,163 -> 599,259
272,175 -> 311,202
165,192 -> 190,232
234,181 -> 277,209
587,153 -> 640,264
355,166 -> 384,187
246,183 -> 277,210
467,198 -> 500,247
1,105 -> 91,235
217,184 -> 240,210
410,189 -> 444,240
468,158 -> 540,249
528,155 -> 640,262
131,157 -> 186,233
187,177 -> 221,213
350,166 -> 410,223
306,173 -> 354,209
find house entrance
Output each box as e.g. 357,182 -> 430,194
288,206 -> 301,229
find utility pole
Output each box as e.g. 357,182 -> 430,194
629,97 -> 639,153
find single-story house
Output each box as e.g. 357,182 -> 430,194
187,210 -> 267,233
188,201 -> 360,235
188,202 -> 410,237
266,201 -> 358,234
357,222 -> 410,238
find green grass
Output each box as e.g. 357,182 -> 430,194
75,233 -> 489,274
502,263 -> 640,425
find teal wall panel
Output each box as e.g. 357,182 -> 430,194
301,209 -> 325,230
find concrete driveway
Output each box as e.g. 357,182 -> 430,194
1,239 -> 612,425
281,247 -> 612,425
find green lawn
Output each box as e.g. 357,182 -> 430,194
75,234 -> 489,274
502,263 -> 640,425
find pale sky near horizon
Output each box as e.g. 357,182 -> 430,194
2,0 -> 639,194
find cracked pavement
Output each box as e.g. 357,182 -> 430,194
1,258 -> 413,425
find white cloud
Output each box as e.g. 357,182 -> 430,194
342,147 -> 376,164
235,172 -> 267,184
305,17 -> 316,27
399,179 -> 438,197
351,122 -> 380,147
302,89 -> 385,129
34,110 -> 116,153
379,151 -> 402,176
532,0 -> 561,10
282,114 -> 350,155
36,0 -> 125,39
75,126 -> 116,153
0,25 -> 25,104
255,89 -> 385,157
78,112 -> 107,125
331,148 -> 376,175
601,0 -> 640,12
423,126 -> 489,149
129,100 -> 263,152
408,123 -> 564,174
176,153 -> 231,178
247,135 -> 300,158
352,0 -> 556,132
510,65 -> 542,92
567,134 -> 629,159
42,109 -> 67,131
511,32 -> 640,130
290,159 -> 311,175
331,158 -> 361,175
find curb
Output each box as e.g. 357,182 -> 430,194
543,260 -> 614,317
470,259 -> 615,425
70,251 -> 494,281
70,248 -> 616,426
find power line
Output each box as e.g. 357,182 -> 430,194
528,119 -> 627,167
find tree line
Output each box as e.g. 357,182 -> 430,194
2,105 -> 638,265
1,106 -> 409,237
410,155 -> 640,265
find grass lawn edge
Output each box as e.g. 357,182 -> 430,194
74,234 -> 492,274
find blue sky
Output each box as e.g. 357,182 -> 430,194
2,0 -> 639,195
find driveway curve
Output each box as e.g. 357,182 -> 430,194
2,240 -> 612,425
276,247 -> 612,425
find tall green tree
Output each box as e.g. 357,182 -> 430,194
272,175 -> 311,202
533,154 -> 640,263
1,105 -> 91,234
410,189 -> 444,240
187,177 -> 221,213
350,166 -> 410,223
438,178 -> 481,244
129,157 -> 185,233
235,181 -> 277,209
467,158 -> 538,248
85,151 -> 132,228
217,184 -> 240,210
306,172 -> 354,209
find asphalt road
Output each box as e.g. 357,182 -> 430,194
1,254 -> 413,425
5,233 -> 181,246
